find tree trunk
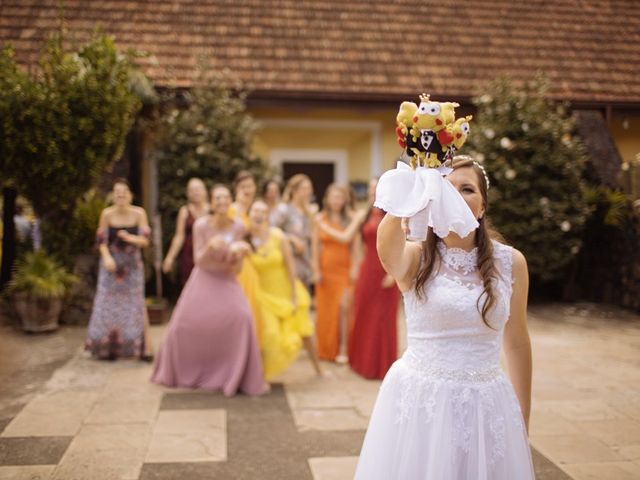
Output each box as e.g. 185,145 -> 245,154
0,187 -> 17,291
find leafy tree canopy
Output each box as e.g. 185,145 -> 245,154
466,75 -> 590,286
0,30 -> 145,265
154,68 -> 266,256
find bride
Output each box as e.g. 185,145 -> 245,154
354,155 -> 535,479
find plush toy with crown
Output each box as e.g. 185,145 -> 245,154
395,94 -> 471,169
378,95 -> 479,241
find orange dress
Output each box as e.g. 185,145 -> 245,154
315,214 -> 352,360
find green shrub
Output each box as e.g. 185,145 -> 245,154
68,190 -> 107,257
466,75 -> 590,287
153,68 -> 267,258
0,30 -> 145,266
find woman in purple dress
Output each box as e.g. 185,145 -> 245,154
86,178 -> 153,360
151,184 -> 268,396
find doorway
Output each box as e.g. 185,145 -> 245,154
282,162 -> 334,206
270,148 -> 349,208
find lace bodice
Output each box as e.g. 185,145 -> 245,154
355,237 -> 531,476
402,240 -> 513,374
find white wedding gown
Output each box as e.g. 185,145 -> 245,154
354,240 -> 535,480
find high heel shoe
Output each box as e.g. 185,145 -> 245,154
335,354 -> 348,365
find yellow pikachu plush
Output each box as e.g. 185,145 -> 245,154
394,94 -> 472,169
451,115 -> 473,150
409,94 -> 447,142
395,101 -> 418,148
439,102 -> 460,126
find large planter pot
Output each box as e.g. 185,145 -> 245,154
14,293 -> 63,333
146,298 -> 168,325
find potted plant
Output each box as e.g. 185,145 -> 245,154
9,251 -> 77,332
145,296 -> 168,325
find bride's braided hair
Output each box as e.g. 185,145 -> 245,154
414,156 -> 503,328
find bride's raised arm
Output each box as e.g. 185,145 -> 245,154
377,214 -> 421,291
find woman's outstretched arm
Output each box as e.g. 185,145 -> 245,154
316,209 -> 368,244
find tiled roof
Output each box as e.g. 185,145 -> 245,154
2,0 -> 639,104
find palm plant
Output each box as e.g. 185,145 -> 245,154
10,251 -> 77,300
9,251 -> 77,332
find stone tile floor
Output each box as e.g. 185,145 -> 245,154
0,302 -> 638,479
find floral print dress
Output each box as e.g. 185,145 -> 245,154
86,225 -> 150,359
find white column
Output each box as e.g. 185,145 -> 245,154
370,124 -> 383,177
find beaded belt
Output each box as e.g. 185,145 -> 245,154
401,351 -> 503,383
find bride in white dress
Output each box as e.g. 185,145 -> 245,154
355,155 -> 535,479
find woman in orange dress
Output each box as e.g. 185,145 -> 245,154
312,184 -> 358,363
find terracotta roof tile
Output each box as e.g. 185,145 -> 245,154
1,0 -> 639,103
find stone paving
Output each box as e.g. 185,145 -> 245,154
526,304 -> 640,480
0,302 -> 638,479
0,325 -> 86,435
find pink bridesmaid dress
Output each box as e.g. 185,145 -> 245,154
151,217 -> 267,396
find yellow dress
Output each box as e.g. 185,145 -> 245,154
249,228 -> 314,380
228,205 -> 265,343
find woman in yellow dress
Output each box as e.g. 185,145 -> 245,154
229,170 -> 255,227
228,171 -> 265,342
246,199 -> 323,379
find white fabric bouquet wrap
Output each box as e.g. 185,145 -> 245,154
374,161 -> 479,241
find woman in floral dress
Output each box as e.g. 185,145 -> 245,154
86,179 -> 153,360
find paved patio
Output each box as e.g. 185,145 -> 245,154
0,302 -> 638,479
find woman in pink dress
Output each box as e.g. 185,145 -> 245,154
151,184 -> 268,396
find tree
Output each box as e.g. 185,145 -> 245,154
466,75 -> 590,288
0,46 -> 27,288
153,68 -> 266,259
0,31 -> 143,266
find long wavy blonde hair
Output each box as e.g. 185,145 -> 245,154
282,174 -> 313,214
321,183 -> 351,226
414,156 -> 504,327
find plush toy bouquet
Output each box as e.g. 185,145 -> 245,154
374,94 -> 478,241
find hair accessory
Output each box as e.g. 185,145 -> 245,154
444,155 -> 491,191
395,93 -> 472,170
474,162 -> 491,191
374,95 -> 481,242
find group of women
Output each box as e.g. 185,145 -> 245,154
84,156 -> 535,477
85,171 -> 400,396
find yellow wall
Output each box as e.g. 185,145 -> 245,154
250,106 -> 400,186
610,114 -> 640,164
348,133 -> 372,180
250,106 -> 640,189
610,113 -> 640,197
